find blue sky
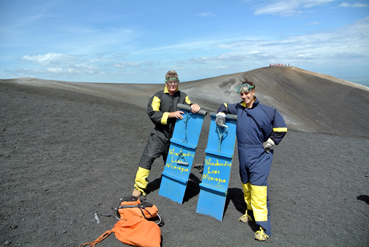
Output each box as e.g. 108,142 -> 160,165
1,0 -> 368,86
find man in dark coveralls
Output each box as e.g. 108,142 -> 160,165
132,70 -> 201,197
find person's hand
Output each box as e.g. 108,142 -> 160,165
190,104 -> 200,113
263,138 -> 275,153
169,111 -> 184,119
216,112 -> 226,127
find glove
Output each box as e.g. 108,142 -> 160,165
263,138 -> 275,153
216,112 -> 226,127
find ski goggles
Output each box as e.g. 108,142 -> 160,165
236,84 -> 254,93
165,77 -> 180,85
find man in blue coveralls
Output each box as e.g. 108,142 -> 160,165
216,79 -> 287,241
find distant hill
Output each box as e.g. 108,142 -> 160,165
182,66 -> 369,137
2,66 -> 369,137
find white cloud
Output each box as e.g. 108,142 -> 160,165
332,52 -> 365,58
339,2 -> 368,7
213,65 -> 229,69
255,2 -> 302,16
307,21 -> 320,25
339,2 -> 350,7
193,15 -> 369,68
4,66 -> 95,77
21,53 -> 75,65
178,52 -> 278,65
214,40 -> 257,50
75,63 -> 99,70
47,66 -> 100,75
112,62 -> 142,68
4,68 -> 42,78
254,0 -> 336,16
296,53 -> 320,60
251,53 -> 279,60
353,3 -> 368,7
47,67 -> 64,73
195,12 -> 216,17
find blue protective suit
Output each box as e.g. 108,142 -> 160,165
218,98 -> 287,237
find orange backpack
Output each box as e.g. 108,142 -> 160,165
80,217 -> 161,247
117,196 -> 163,225
80,196 -> 163,247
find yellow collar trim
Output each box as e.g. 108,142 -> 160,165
241,97 -> 257,108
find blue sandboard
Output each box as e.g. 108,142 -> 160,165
158,104 -> 207,204
196,112 -> 237,221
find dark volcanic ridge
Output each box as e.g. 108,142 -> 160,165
2,66 -> 369,137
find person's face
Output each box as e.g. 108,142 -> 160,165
240,89 -> 255,106
166,79 -> 179,94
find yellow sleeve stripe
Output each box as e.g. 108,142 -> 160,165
273,127 -> 287,132
185,96 -> 192,105
152,96 -> 161,112
161,112 -> 169,125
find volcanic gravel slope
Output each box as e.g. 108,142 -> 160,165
0,68 -> 368,247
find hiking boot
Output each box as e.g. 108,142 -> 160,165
238,213 -> 253,223
238,209 -> 254,223
132,189 -> 142,197
254,227 -> 269,241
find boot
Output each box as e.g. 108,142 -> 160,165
238,209 -> 254,223
254,227 -> 269,241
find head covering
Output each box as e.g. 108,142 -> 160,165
165,70 -> 179,81
236,83 -> 255,93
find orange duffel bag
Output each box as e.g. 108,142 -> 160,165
80,216 -> 161,247
80,196 -> 163,247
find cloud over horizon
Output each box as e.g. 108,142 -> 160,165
0,0 -> 368,86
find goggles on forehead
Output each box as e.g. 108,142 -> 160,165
165,77 -> 180,84
236,84 -> 254,93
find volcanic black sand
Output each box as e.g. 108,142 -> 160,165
1,67 -> 368,247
